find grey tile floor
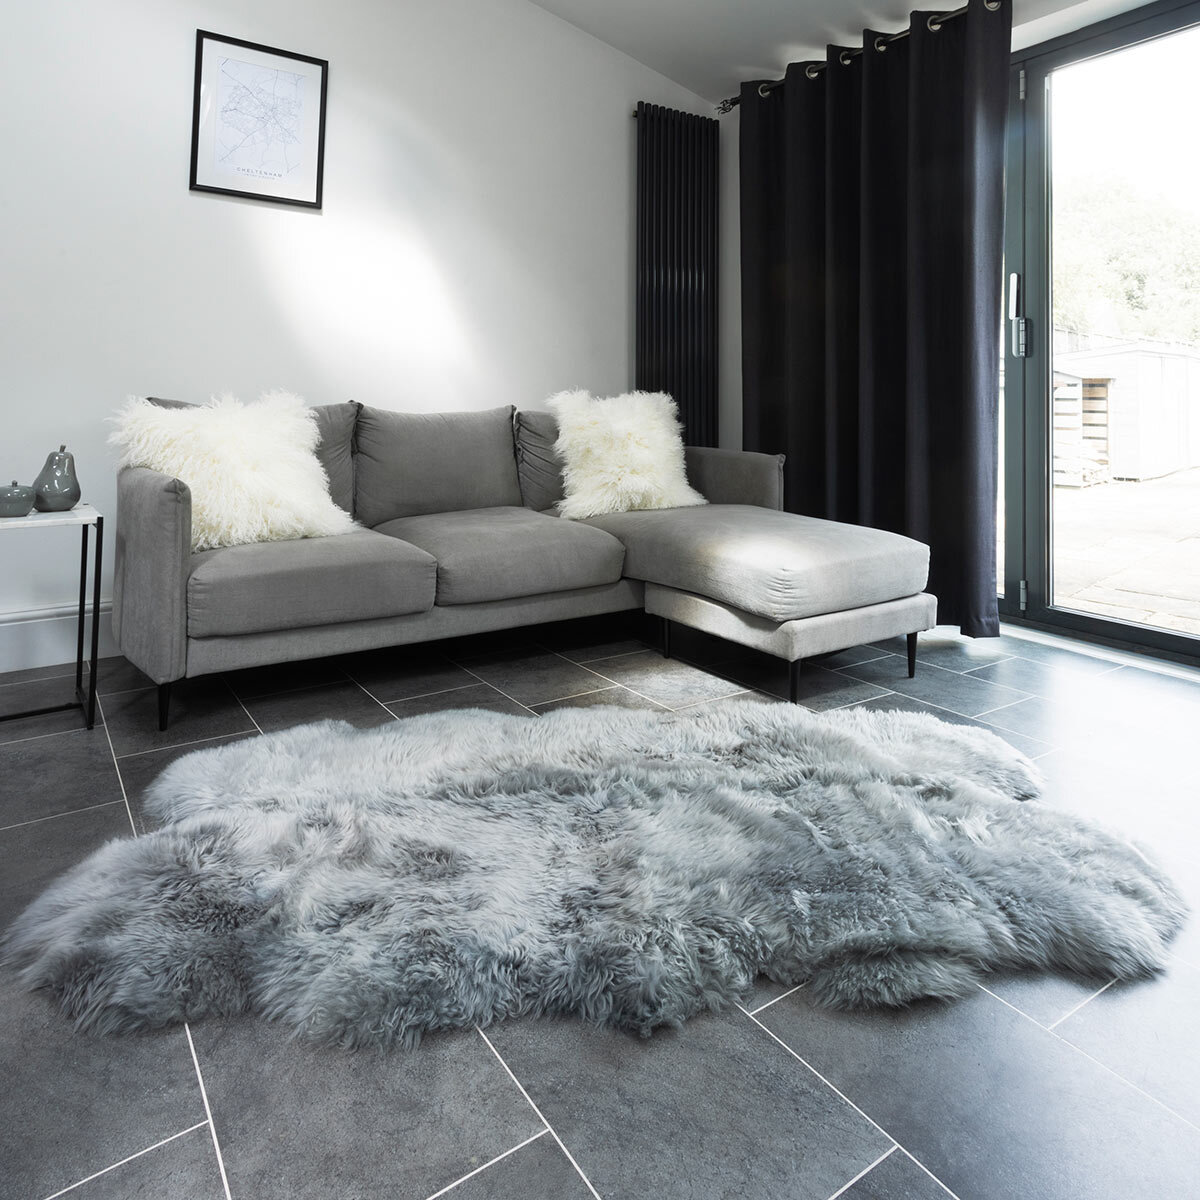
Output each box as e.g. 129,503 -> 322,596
1,613 -> 1198,1199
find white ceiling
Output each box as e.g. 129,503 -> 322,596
529,0 -> 1154,102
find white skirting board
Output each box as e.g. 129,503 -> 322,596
0,602 -> 118,674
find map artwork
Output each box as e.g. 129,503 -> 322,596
215,56 -> 306,181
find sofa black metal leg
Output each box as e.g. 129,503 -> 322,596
661,617 -> 672,659
789,659 -> 802,703
157,682 -> 172,732
907,632 -> 918,678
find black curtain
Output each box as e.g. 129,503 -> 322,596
739,0 -> 1011,637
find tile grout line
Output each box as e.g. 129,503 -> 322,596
0,723 -> 103,750
39,1122 -> 210,1200
571,645 -> 656,665
453,667 -> 540,710
185,1023 -> 233,1200
563,651 -> 707,712
223,677 -> 266,736
997,625 -> 1200,681
1166,948 -> 1200,972
420,1129 -> 550,1200
343,675 -> 404,722
975,984 -> 1200,1134
362,681 -> 483,708
823,689 -> 898,713
90,683 -> 158,699
893,1148 -> 962,1198
845,688 -> 1053,751
1046,979 -> 1116,1030
0,797 -> 127,835
821,651 -> 898,671
822,1144 -> 898,1200
103,695 -> 235,1196
116,730 -> 256,762
476,1027 -> 603,1200
0,667 -> 81,691
972,698 -> 1030,721
672,688 -> 755,711
529,684 -> 621,706
736,1004 -> 963,1200
95,693 -> 138,837
222,667 -> 355,704
736,1003 -> 904,1148
748,983 -> 805,1015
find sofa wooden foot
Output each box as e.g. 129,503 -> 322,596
789,659 -> 802,703
907,632 -> 918,678
158,682 -> 172,732
661,617 -> 672,659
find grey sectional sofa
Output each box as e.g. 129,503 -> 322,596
112,403 -> 935,727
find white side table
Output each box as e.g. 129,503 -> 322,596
0,503 -> 103,729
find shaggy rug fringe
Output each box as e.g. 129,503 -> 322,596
2,701 -> 1186,1049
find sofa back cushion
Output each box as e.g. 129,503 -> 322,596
311,403 -> 360,513
354,405 -> 522,525
146,396 -> 359,514
514,409 -> 566,511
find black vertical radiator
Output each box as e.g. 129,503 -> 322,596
635,102 -> 720,447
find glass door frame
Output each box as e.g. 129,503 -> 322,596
1002,0 -> 1200,661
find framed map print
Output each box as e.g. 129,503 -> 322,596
189,30 -> 328,208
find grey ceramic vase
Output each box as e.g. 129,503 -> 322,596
32,445 -> 81,512
0,480 -> 35,518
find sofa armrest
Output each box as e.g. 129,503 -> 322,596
112,467 -> 192,684
684,447 -> 785,510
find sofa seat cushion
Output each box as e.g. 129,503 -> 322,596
375,507 -> 625,606
187,531 -> 437,637
581,505 -> 929,623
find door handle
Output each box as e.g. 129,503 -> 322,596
1009,271 -> 1030,358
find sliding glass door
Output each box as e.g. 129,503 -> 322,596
1004,0 -> 1200,656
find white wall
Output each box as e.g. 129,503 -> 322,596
0,0 -> 711,670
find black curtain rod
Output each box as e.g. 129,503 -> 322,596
715,1 -> 999,114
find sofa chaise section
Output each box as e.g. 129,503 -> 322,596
581,506 -> 930,625
580,504 -> 935,700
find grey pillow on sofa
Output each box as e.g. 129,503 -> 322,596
514,409 -> 566,511
354,405 -> 523,526
145,397 -> 360,514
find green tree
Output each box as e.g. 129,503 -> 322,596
1052,177 -> 1200,342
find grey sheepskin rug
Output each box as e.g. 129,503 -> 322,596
2,701 -> 1186,1049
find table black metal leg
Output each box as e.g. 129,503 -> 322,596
76,524 -> 88,692
2,508 -> 104,731
86,518 -> 103,729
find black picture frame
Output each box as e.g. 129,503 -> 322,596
189,29 -> 328,209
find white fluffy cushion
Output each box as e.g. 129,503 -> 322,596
547,389 -> 707,520
110,392 -> 357,552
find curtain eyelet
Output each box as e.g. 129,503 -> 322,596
805,63 -> 822,80
928,14 -> 943,32
874,36 -> 888,53
985,0 -> 1002,9
839,49 -> 854,66
758,82 -> 772,98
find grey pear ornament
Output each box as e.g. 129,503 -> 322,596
32,445 -> 81,512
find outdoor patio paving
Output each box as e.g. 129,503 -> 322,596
1052,466 -> 1200,636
